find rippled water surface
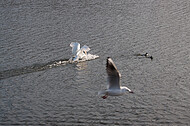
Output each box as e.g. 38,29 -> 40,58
0,0 -> 190,125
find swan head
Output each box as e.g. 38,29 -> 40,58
83,50 -> 88,55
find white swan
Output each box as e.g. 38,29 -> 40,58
70,42 -> 91,61
98,57 -> 133,99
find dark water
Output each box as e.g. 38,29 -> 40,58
0,0 -> 190,125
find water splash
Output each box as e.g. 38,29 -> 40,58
0,59 -> 69,80
0,55 -> 99,80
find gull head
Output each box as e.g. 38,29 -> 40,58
121,87 -> 134,93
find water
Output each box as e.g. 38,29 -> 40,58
0,0 -> 190,125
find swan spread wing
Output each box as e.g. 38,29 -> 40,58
80,45 -> 90,52
70,42 -> 80,55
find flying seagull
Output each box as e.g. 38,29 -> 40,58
98,57 -> 133,99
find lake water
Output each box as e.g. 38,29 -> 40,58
0,0 -> 190,125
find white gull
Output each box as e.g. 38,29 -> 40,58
98,57 -> 133,99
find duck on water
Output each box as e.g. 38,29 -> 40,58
136,53 -> 153,60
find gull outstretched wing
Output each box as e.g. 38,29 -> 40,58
106,57 -> 121,89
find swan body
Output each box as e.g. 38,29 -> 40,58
69,42 -> 98,62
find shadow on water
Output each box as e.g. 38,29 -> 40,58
0,59 -> 71,80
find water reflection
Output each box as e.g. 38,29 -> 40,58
74,61 -> 92,87
75,62 -> 88,71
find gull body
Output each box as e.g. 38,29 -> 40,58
98,57 -> 133,99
